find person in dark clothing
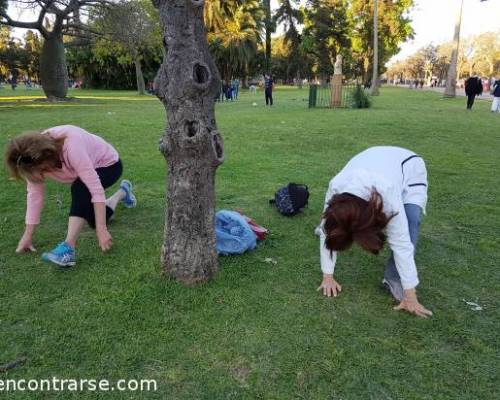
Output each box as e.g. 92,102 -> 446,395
221,82 -> 228,102
10,74 -> 17,90
227,82 -> 234,101
264,74 -> 274,106
464,76 -> 483,110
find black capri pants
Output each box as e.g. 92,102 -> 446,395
69,160 -> 123,229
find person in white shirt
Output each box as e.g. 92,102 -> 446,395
317,146 -> 432,318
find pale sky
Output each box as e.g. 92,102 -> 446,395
8,0 -> 500,65
391,0 -> 500,62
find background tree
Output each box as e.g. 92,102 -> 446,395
468,31 -> 500,77
207,0 -> 263,82
350,0 -> 413,85
371,0 -> 379,95
262,0 -> 274,72
0,28 -> 26,78
1,0 -> 428,91
443,0 -> 464,97
204,0 -> 242,32
153,0 -> 224,285
23,30 -> 42,81
274,0 -> 305,84
1,28 -> 42,82
0,0 -> 105,99
387,31 -> 499,85
444,0 -> 490,97
303,0 -> 351,81
99,0 -> 159,94
0,25 -> 12,77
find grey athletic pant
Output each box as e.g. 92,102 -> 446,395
384,203 -> 423,301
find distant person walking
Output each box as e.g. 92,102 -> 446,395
464,75 -> 483,110
221,81 -> 228,102
264,74 -> 274,106
491,78 -> 500,113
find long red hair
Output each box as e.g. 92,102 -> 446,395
323,190 -> 396,255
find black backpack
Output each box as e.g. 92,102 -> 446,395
270,183 -> 309,216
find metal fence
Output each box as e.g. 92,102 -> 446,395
308,83 -> 358,108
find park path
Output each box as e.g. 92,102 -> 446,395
393,85 -> 494,102
425,86 -> 493,101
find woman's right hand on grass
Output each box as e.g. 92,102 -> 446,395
317,274 -> 342,297
16,234 -> 36,253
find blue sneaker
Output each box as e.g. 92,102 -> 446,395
120,179 -> 137,208
41,242 -> 76,267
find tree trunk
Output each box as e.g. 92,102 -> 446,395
444,0 -> 464,98
40,33 -> 68,99
134,58 -> 146,95
153,0 -> 224,285
297,71 -> 302,89
371,0 -> 379,96
264,0 -> 272,72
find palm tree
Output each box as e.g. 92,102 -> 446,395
443,0 -> 464,97
262,0 -> 274,72
444,0 -> 489,97
274,0 -> 304,83
204,0 -> 242,33
206,0 -> 264,81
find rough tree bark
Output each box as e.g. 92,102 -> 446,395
40,33 -> 69,99
153,0 -> 224,285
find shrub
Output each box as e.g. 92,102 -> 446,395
351,84 -> 371,108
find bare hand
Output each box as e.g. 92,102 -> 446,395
96,227 -> 113,252
16,235 -> 36,253
394,297 -> 433,318
317,275 -> 342,297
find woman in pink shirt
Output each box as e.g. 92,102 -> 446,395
5,125 -> 137,267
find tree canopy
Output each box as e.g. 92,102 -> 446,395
387,31 -> 500,83
1,0 -> 421,88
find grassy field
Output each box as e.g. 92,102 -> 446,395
0,86 -> 499,399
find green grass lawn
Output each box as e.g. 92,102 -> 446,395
0,86 -> 499,399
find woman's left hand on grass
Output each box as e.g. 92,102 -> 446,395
96,227 -> 113,252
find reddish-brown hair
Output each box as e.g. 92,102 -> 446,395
5,132 -> 64,182
323,190 -> 397,255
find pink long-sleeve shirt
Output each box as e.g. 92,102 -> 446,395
25,125 -> 119,225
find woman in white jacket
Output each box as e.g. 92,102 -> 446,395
317,146 -> 432,318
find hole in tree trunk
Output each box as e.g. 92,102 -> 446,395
185,120 -> 199,137
193,63 -> 210,85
